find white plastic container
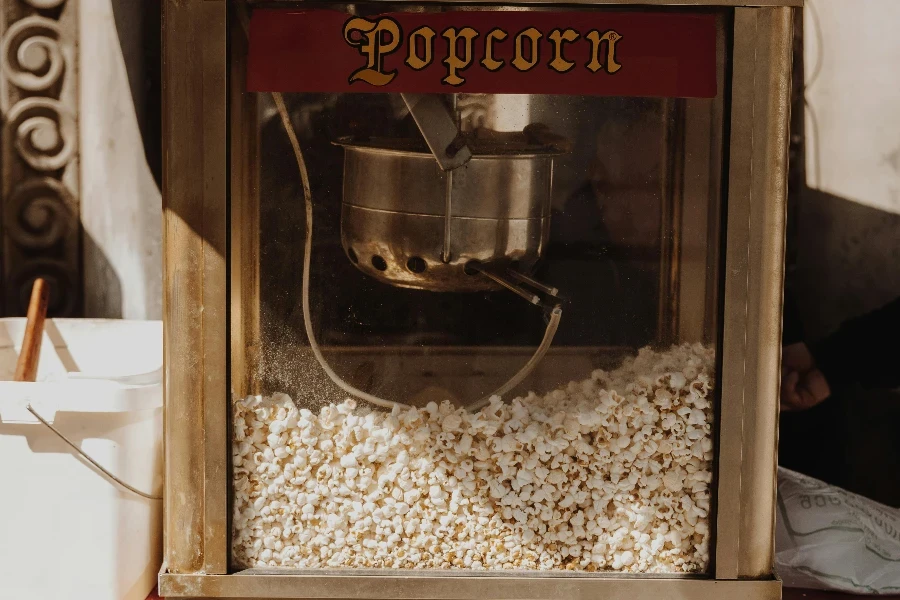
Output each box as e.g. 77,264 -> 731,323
0,319 -> 163,600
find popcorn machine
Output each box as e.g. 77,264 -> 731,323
160,1 -> 796,598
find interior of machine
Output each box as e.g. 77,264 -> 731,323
232,4 -> 727,574
252,89 -> 724,408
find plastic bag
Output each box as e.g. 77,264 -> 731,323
776,466 -> 900,594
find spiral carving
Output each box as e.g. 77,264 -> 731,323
24,0 -> 68,9
2,1 -> 79,318
1,16 -> 64,92
11,259 -> 76,316
6,177 -> 75,250
6,97 -> 76,171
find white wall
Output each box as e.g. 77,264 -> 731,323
804,0 -> 900,216
79,0 -> 162,319
795,0 -> 900,339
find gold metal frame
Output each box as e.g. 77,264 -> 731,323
716,5 -> 792,580
162,0 -> 229,576
162,571 -> 781,599
161,1 -> 795,597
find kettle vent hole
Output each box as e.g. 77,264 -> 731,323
407,257 -> 427,273
371,255 -> 388,271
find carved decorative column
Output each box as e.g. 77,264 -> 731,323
1,0 -> 80,316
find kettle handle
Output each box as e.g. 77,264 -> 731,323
401,93 -> 472,171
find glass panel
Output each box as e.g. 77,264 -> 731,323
232,7 -> 724,576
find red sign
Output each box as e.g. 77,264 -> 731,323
248,9 -> 716,98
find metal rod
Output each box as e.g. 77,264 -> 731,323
26,403 -> 163,501
441,94 -> 459,264
442,169 -> 452,263
471,264 -> 540,305
400,93 -> 471,171
505,269 -> 559,297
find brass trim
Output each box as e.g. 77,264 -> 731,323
163,0 -> 230,575
657,97 -> 685,346
230,9 -> 262,399
159,570 -> 782,599
678,14 -> 727,344
714,6 -> 792,580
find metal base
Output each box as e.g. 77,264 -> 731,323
159,566 -> 782,599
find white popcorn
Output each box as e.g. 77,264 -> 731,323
232,343 -> 715,573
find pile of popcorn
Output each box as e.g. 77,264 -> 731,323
232,343 -> 714,573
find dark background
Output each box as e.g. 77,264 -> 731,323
778,9 -> 900,508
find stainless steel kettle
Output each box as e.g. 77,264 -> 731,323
337,93 -> 567,293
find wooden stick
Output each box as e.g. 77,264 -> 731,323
14,278 -> 50,383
